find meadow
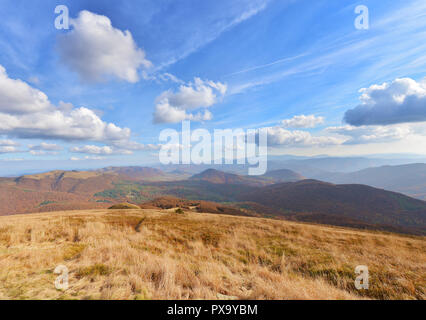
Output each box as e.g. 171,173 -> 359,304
0,209 -> 424,300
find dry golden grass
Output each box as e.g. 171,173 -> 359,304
0,209 -> 424,300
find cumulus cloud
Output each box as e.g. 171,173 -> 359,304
70,156 -> 105,161
29,142 -> 63,151
110,140 -> 161,152
0,146 -> 20,154
264,126 -> 343,147
154,101 -> 213,123
28,142 -> 63,156
0,139 -> 20,153
70,140 -> 162,156
0,107 -> 130,142
344,77 -> 426,126
0,65 -> 131,143
327,124 -> 413,145
280,115 -> 324,128
153,78 -> 226,123
70,145 -> 114,155
0,66 -> 50,114
29,150 -> 56,156
58,10 -> 151,83
0,139 -> 19,147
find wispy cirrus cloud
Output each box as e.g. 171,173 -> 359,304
228,0 -> 426,95
156,0 -> 271,70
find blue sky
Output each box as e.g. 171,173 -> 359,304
0,0 -> 426,174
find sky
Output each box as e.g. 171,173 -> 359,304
0,0 -> 426,175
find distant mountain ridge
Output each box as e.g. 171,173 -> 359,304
262,169 -> 305,182
190,168 -> 304,186
0,167 -> 169,216
238,179 -> 426,235
319,163 -> 426,200
190,169 -> 255,185
1,166 -> 425,235
99,166 -> 166,181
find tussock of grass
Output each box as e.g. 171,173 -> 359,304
63,244 -> 86,261
0,209 -> 424,300
77,264 -> 112,278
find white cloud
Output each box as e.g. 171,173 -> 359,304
0,107 -> 130,142
0,65 -> 50,114
0,65 -> 131,143
0,146 -> 20,154
327,124 -> 413,145
0,139 -> 19,147
28,142 -> 62,156
158,78 -> 226,110
158,73 -> 183,84
280,114 -> 325,128
154,101 -> 213,123
70,143 -> 154,155
70,145 -> 114,155
265,126 -> 343,147
29,150 -> 58,156
158,0 -> 270,69
110,140 -> 161,151
58,10 -> 151,83
153,78 -> 226,123
70,156 -> 106,161
29,142 -> 63,151
344,77 -> 426,126
70,140 -> 163,156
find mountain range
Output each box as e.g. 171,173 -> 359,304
0,166 -> 425,235
317,163 -> 426,200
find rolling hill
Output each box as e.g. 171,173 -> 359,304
0,167 -> 171,216
239,180 -> 426,235
1,167 -> 425,235
190,168 -> 269,186
190,168 -> 304,186
99,166 -> 166,181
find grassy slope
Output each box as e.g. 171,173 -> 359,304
0,209 -> 424,300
